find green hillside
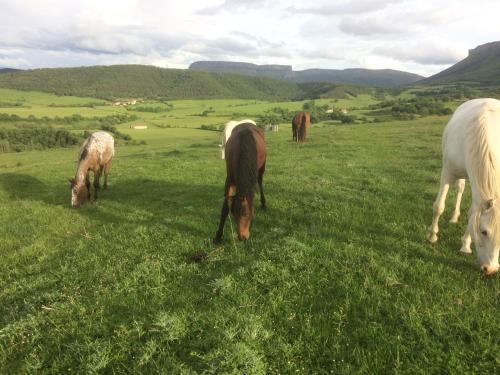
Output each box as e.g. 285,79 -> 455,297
0,65 -> 370,101
422,41 -> 500,85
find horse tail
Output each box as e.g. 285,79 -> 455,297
236,127 -> 258,200
298,112 -> 307,142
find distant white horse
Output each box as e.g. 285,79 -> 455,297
220,119 -> 256,159
427,98 -> 500,275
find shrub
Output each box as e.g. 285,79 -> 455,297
200,124 -> 219,131
369,97 -> 454,119
0,127 -> 80,152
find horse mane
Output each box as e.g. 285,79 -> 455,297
79,148 -> 88,161
236,126 -> 258,201
467,105 -> 500,201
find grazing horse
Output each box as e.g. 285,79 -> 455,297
427,98 -> 500,275
214,123 -> 266,242
220,119 -> 256,159
69,131 -> 114,207
292,111 -> 311,144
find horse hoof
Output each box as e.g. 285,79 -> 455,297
459,247 -> 472,254
213,236 -> 223,244
449,216 -> 459,224
427,232 -> 438,244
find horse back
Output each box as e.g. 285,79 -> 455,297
225,123 -> 266,175
80,131 -> 114,168
443,99 -> 500,178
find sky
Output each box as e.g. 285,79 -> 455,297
0,0 -> 499,77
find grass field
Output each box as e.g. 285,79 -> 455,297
0,90 -> 499,373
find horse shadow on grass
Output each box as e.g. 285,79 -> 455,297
0,173 -> 69,207
74,177 -> 226,239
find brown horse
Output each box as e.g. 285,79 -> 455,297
69,131 -> 114,207
214,123 -> 266,242
292,111 -> 311,144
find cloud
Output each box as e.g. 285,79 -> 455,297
337,7 -> 467,37
0,24 -> 187,57
286,0 -> 399,15
197,0 -> 271,15
374,43 -> 467,65
186,32 -> 290,60
0,56 -> 31,68
0,0 -> 498,76
339,17 -> 404,36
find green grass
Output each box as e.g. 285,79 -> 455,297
0,90 -> 499,373
0,88 -> 386,133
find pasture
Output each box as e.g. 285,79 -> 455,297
0,90 -> 499,373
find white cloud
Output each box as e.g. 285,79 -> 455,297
374,43 -> 467,65
339,17 -> 404,36
287,0 -> 399,15
0,0 -> 499,76
197,0 -> 272,15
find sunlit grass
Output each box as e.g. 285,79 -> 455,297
0,90 -> 498,373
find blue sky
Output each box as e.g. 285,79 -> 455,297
0,0 -> 499,76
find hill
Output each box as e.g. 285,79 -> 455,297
0,65 -> 371,101
421,41 -> 500,85
0,68 -> 20,74
189,61 -> 424,87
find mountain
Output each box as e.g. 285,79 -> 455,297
0,68 -> 20,74
0,64 -> 369,100
421,41 -> 500,85
189,61 -> 293,80
189,61 -> 424,87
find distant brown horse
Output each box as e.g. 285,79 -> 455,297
69,131 -> 114,207
214,123 -> 266,242
292,111 -> 311,144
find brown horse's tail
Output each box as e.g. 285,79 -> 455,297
298,113 -> 307,142
236,127 -> 258,199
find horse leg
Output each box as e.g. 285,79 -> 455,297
93,168 -> 101,201
258,166 -> 266,209
85,174 -> 91,200
221,133 -> 226,159
427,170 -> 452,243
460,226 -> 473,254
214,198 -> 230,243
214,181 -> 231,243
103,160 -> 112,189
450,179 -> 466,223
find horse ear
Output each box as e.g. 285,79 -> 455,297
482,198 -> 496,210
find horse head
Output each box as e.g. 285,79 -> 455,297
472,198 -> 500,275
231,194 -> 253,241
69,177 -> 89,208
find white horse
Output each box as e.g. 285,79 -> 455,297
220,119 -> 256,159
427,98 -> 500,275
